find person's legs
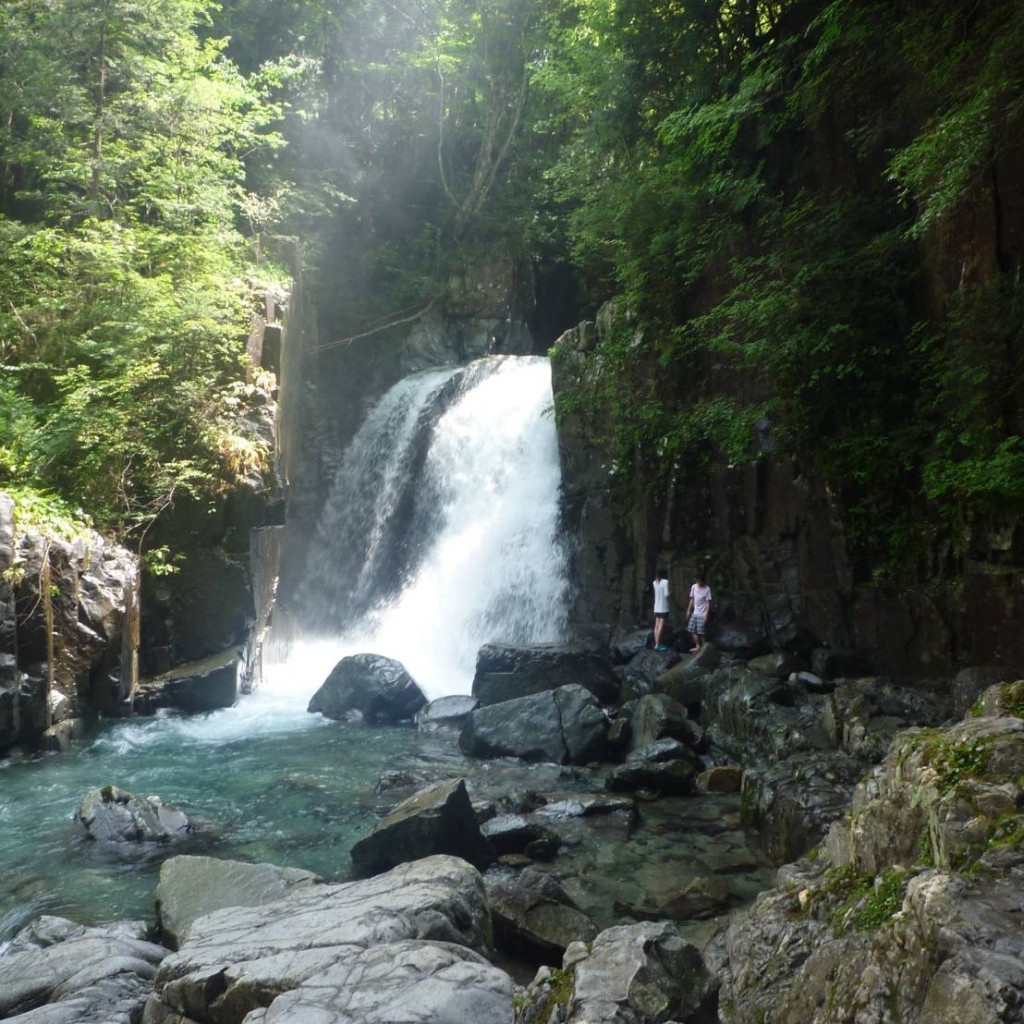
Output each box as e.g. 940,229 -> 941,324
654,613 -> 665,648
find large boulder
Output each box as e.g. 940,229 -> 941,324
308,653 -> 427,723
653,644 -> 721,707
156,856 -> 320,949
143,855 -> 495,1023
628,692 -> 704,753
472,643 -> 619,707
76,786 -> 190,845
242,940 -> 514,1024
486,869 -> 598,964
350,778 -> 493,876
460,684 -> 613,764
605,740 -> 702,796
0,915 -> 168,1023
516,920 -> 718,1024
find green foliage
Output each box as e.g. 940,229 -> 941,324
919,736 -> 989,795
0,0 -> 283,538
812,864 -> 909,935
2,487 -> 92,541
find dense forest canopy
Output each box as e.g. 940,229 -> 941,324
1,0 -> 1021,582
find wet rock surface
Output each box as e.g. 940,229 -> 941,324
308,653 -> 427,723
473,643 -> 620,706
76,786 -> 190,846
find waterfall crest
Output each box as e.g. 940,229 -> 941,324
293,355 -> 570,697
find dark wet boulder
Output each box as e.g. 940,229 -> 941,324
308,653 -> 427,723
472,642 -> 619,707
486,869 -> 598,964
605,741 -> 702,796
481,814 -> 561,859
460,684 -> 613,764
620,648 -> 682,701
609,628 -> 651,664
952,664 -> 1013,717
350,777 -> 493,877
810,646 -> 869,679
76,786 -> 190,844
746,651 -> 803,678
415,694 -> 479,731
629,692 -> 705,753
654,644 -> 721,706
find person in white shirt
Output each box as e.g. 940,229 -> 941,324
652,569 -> 670,651
686,573 -> 712,652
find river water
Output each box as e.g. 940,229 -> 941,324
0,355 -> 574,942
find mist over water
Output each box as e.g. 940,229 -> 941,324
293,355 -> 571,698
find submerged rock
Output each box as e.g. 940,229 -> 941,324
76,785 -> 190,845
350,777 -> 493,876
308,652 -> 427,723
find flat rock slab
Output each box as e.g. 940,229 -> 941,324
241,940 -> 513,1024
156,855 -> 321,949
146,855 -> 492,1024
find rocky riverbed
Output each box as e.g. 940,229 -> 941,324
2,640 -> 1022,1023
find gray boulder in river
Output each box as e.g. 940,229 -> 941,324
76,785 -> 190,844
307,652 -> 427,723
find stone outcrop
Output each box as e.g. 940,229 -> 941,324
417,694 -> 479,730
350,778 -> 493,876
142,854 -> 498,1023
308,652 -> 427,723
134,647 -> 242,714
516,920 -> 718,1024
0,492 -> 139,755
0,915 -> 168,1023
459,684 -> 613,764
472,642 -> 620,707
717,698 -> 1024,1024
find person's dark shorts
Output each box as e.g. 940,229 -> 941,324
654,611 -> 667,621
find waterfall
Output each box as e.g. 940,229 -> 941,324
292,355 -> 570,698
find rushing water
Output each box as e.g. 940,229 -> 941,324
0,355 -> 571,942
295,355 -> 570,697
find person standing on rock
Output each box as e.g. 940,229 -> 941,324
686,572 -> 712,652
652,568 -> 671,651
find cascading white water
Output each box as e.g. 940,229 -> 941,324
293,355 -> 570,698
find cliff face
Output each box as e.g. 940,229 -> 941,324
0,493 -> 138,754
552,310 -> 1024,678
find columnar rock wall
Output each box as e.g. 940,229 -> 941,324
552,310 -> 1024,679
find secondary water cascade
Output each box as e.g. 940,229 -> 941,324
0,353 -> 570,938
